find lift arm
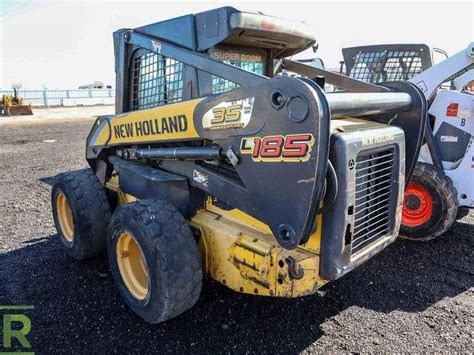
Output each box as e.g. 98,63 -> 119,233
409,42 -> 474,100
281,59 -> 388,93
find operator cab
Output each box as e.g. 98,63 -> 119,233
118,7 -> 316,112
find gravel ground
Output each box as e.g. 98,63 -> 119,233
0,114 -> 473,353
0,105 -> 114,124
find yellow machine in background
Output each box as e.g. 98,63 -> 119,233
0,89 -> 33,116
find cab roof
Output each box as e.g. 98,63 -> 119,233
134,6 -> 316,58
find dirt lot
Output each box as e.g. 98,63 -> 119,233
0,113 -> 473,353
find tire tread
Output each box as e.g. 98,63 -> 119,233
110,199 -> 202,323
52,169 -> 111,259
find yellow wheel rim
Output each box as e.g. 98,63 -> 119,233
56,191 -> 74,242
116,232 -> 149,300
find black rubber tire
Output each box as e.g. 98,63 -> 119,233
400,162 -> 458,241
107,199 -> 202,324
51,169 -> 111,259
456,207 -> 470,220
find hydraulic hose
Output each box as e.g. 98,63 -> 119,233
317,160 -> 338,215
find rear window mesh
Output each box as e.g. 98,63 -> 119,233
131,50 -> 183,110
349,50 -> 424,83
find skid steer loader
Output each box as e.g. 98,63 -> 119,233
340,43 -> 474,240
51,7 -> 428,323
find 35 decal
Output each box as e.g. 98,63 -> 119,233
240,134 -> 315,162
211,104 -> 242,124
202,97 -> 254,130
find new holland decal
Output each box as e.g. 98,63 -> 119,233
93,99 -> 202,145
240,133 -> 315,162
202,97 -> 255,130
113,115 -> 188,139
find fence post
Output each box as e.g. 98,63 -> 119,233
88,90 -> 92,98
42,90 -> 48,107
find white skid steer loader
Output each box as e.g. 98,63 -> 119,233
340,42 -> 474,240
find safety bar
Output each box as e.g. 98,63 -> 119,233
325,92 -> 412,118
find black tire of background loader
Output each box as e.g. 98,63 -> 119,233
51,169 -> 111,259
456,207 -> 470,220
400,163 -> 458,241
107,199 -> 202,324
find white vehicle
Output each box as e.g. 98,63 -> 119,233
341,42 -> 474,240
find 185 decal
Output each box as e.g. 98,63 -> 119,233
240,133 -> 315,162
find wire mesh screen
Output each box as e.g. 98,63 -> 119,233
212,61 -> 264,94
348,50 -> 424,83
131,50 -> 183,110
352,148 -> 395,255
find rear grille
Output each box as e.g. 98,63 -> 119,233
351,149 -> 395,254
349,50 -> 424,83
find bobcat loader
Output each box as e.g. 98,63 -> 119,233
341,43 -> 474,240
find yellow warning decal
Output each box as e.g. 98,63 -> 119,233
94,99 -> 203,145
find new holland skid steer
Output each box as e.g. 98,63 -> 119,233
51,7 -> 428,323
340,43 -> 474,240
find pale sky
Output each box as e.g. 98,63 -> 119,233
0,0 -> 472,89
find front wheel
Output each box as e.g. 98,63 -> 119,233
107,199 -> 202,324
400,163 -> 458,241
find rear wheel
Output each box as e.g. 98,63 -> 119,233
401,163 -> 458,241
52,169 -> 111,259
108,199 -> 202,323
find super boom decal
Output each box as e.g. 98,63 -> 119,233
240,134 -> 315,162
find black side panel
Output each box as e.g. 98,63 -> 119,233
193,77 -> 330,249
134,14 -> 197,50
195,7 -> 239,51
434,122 -> 472,162
110,157 -> 191,217
424,119 -> 444,169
